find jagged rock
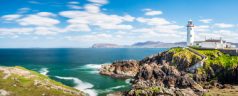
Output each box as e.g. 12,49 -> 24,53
107,91 -> 124,96
0,89 -> 10,96
100,48 -> 208,95
129,63 -> 204,96
100,60 -> 140,78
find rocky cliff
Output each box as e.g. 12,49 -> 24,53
0,66 -> 85,96
100,47 -> 238,96
100,60 -> 140,78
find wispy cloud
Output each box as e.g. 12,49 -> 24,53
199,19 -> 213,23
214,23 -> 234,28
143,8 -> 163,16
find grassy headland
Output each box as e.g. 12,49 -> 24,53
0,66 -> 85,96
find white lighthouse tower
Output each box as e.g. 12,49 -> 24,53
187,20 -> 195,46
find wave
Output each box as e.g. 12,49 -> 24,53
125,79 -> 131,84
68,63 -> 110,74
39,68 -> 49,76
55,76 -> 97,96
98,85 -> 127,94
81,63 -> 110,70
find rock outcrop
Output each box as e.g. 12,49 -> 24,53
128,63 -> 204,96
100,60 -> 140,78
100,47 -> 238,96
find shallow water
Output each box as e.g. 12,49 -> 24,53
0,48 -> 167,96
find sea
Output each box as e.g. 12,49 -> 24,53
0,48 -> 168,96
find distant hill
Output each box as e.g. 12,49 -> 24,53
91,41 -> 187,48
232,43 -> 238,47
92,43 -> 122,48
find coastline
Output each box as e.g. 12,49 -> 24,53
99,47 -> 238,96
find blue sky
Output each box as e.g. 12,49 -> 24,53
0,0 -> 238,48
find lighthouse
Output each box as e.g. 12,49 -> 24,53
187,20 -> 195,46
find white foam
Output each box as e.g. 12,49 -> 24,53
125,79 -> 131,84
81,63 -> 110,70
55,76 -> 97,96
72,63 -> 110,74
98,85 -> 127,94
88,70 -> 99,74
39,68 -> 49,76
109,85 -> 126,90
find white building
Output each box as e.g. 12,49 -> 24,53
194,38 -> 236,49
186,20 -> 236,49
187,20 -> 195,46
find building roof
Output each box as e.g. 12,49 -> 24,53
205,39 -> 227,43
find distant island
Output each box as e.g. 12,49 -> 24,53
92,41 -> 187,48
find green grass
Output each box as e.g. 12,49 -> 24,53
196,49 -> 238,69
169,47 -> 202,67
133,86 -> 161,96
0,66 -> 84,96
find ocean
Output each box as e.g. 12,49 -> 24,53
0,48 -> 168,96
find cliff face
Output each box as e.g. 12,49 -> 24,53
100,47 -> 238,96
0,66 -> 85,96
100,60 -> 140,78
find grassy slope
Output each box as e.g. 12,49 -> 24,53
196,49 -> 238,69
168,47 -> 202,67
188,48 -> 238,96
0,66 -> 84,96
169,47 -> 238,70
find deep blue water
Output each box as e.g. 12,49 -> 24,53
0,48 -> 168,96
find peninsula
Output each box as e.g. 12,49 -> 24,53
100,47 -> 238,96
99,20 -> 238,96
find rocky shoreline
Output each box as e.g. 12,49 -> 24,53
100,47 -> 238,96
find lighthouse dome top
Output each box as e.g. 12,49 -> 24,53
187,20 -> 194,27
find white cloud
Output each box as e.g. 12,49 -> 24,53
68,5 -> 82,9
97,24 -> 133,30
154,25 -> 183,33
84,4 -> 100,13
28,1 -> 41,4
145,11 -> 163,16
59,10 -> 135,30
122,15 -> 135,22
37,12 -> 56,17
88,0 -> 108,5
142,8 -> 152,11
199,19 -> 212,23
1,14 -> 22,21
67,1 -> 82,9
195,25 -> 210,32
214,23 -> 234,28
17,15 -> 60,26
136,17 -> 170,25
18,8 -> 31,13
0,27 -> 64,36
0,28 -> 33,35
143,8 -> 163,16
68,1 -> 80,4
34,27 -> 58,35
64,24 -> 91,32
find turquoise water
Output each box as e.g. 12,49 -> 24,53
0,48 -> 167,96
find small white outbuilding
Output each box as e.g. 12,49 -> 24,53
194,38 -> 235,49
